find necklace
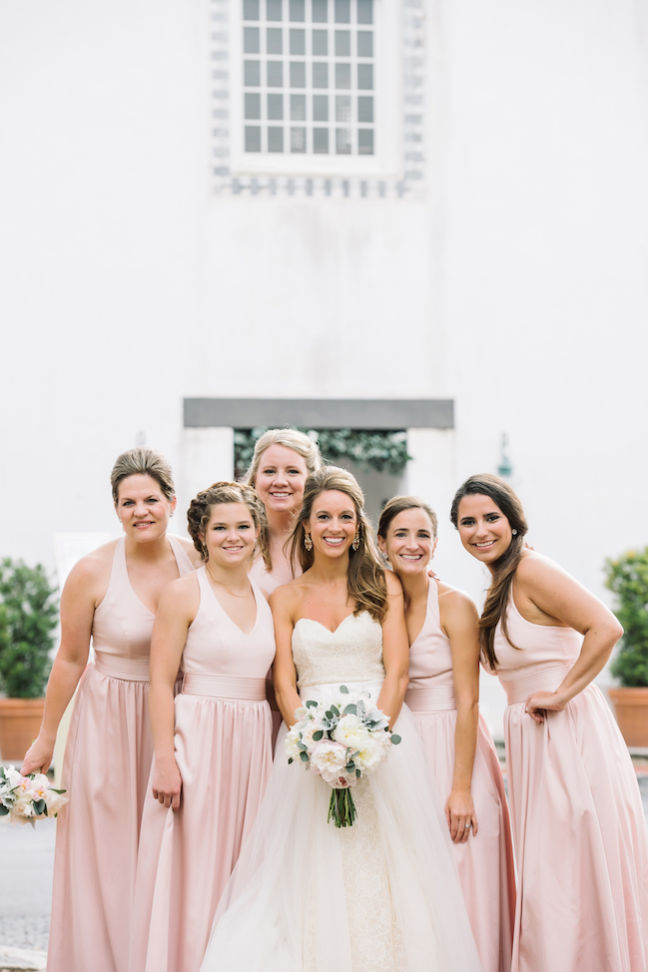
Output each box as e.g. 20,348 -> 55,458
205,566 -> 252,598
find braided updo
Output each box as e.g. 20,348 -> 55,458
187,482 -> 266,562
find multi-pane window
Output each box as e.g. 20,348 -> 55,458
242,0 -> 376,157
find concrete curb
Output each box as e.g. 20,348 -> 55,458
0,945 -> 47,971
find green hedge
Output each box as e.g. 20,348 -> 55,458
0,558 -> 58,698
234,427 -> 411,480
604,547 -> 648,687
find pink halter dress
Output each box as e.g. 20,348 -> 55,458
129,567 -> 275,972
406,580 -> 516,972
47,535 -> 194,972
493,588 -> 648,972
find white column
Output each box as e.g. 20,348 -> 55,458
177,427 -> 234,526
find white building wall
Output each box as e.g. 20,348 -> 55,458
1,0 -> 647,640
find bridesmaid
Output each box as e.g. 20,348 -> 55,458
129,482 -> 275,972
451,473 -> 648,972
21,448 -> 197,972
245,428 -> 321,743
245,428 -> 322,596
377,496 -> 515,972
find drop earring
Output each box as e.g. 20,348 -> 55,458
352,531 -> 360,551
304,533 -> 313,551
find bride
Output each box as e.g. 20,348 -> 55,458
201,467 -> 481,971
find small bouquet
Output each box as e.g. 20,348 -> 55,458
0,765 -> 67,826
285,685 -> 401,828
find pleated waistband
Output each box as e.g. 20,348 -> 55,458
500,662 -> 571,705
94,654 -> 149,682
406,683 -> 456,712
181,673 -> 267,701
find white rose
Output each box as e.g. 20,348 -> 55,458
44,789 -> 68,816
332,714 -> 372,751
354,732 -> 392,773
284,726 -> 303,762
310,741 -> 349,786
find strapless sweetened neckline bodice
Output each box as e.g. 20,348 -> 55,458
291,611 -> 385,693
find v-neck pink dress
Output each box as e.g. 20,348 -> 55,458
47,536 -> 194,972
494,590 -> 648,972
129,567 -> 275,972
406,580 -> 516,971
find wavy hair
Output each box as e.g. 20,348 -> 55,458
110,448 -> 175,504
187,481 -> 266,563
450,474 -> 528,667
244,428 -> 322,573
288,466 -> 387,622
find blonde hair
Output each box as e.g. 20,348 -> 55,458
111,448 -> 175,504
289,466 -> 388,622
186,481 -> 266,562
244,428 -> 322,572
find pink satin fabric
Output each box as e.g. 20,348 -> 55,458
129,569 -> 275,972
494,591 -> 648,972
406,581 -> 516,972
47,536 -> 194,972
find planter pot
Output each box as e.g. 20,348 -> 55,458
608,687 -> 648,748
0,698 -> 44,761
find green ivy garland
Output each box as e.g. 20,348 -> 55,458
234,427 -> 411,480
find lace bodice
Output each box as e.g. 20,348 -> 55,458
291,611 -> 385,692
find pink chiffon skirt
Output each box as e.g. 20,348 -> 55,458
48,663 -> 153,972
130,685 -> 272,972
504,681 -> 648,971
410,704 -> 515,972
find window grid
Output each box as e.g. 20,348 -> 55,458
242,0 -> 375,157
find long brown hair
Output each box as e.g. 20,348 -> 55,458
289,466 -> 388,622
450,474 -> 528,667
244,428 -> 322,572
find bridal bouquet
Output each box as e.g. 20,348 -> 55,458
285,685 -> 401,828
0,765 -> 67,826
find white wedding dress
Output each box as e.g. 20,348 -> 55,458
201,612 -> 481,971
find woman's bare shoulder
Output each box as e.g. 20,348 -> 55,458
269,578 -> 304,612
384,569 -> 403,596
173,536 -> 202,567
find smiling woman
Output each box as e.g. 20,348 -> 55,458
21,448 -> 198,972
244,428 -> 322,596
451,474 -> 648,972
130,482 -> 276,972
200,467 -> 482,971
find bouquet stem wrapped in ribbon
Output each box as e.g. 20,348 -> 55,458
0,765 -> 67,826
285,685 -> 401,828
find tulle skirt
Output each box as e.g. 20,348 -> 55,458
201,681 -> 481,971
48,664 -> 152,972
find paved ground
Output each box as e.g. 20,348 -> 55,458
1,768 -> 647,971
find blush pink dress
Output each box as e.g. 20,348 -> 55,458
493,589 -> 648,972
129,568 -> 275,972
406,580 -> 516,972
47,536 -> 194,972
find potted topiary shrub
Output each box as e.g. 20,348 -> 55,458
604,547 -> 648,747
0,558 -> 59,760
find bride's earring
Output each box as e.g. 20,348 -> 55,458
352,531 -> 360,551
304,532 -> 313,551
